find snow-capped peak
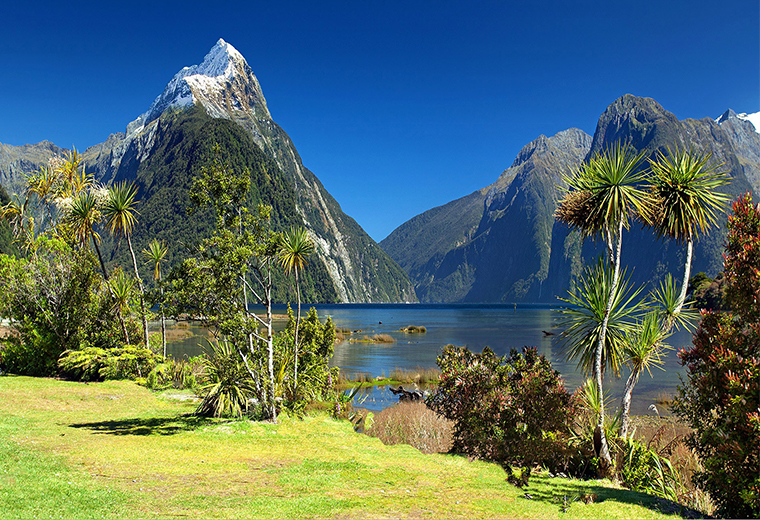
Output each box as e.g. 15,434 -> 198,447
126,38 -> 258,136
737,111 -> 760,133
189,38 -> 244,79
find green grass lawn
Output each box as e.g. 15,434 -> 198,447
0,376 -> 690,519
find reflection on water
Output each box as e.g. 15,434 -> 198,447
162,303 -> 694,415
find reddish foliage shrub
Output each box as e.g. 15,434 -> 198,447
426,345 -> 580,473
674,193 -> 760,519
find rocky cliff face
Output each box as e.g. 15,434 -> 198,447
382,128 -> 592,302
0,141 -> 67,193
384,95 -> 757,302
716,109 -> 760,194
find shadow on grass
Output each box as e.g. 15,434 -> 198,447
521,476 -> 705,518
69,414 -> 213,436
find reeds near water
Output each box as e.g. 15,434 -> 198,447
388,367 -> 440,384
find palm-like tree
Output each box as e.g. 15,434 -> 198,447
278,226 -> 315,386
143,239 -> 168,357
559,260 -> 643,380
647,146 -> 730,320
555,141 -> 652,468
25,165 -> 59,226
67,190 -> 108,278
110,269 -> 134,344
619,311 -> 670,439
0,196 -> 36,254
103,181 -> 149,348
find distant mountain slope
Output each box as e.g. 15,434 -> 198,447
384,95 -> 757,302
105,107 -> 339,303
0,141 -> 66,194
382,128 -> 591,302
716,109 -> 760,194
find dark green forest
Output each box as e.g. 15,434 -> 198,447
105,107 -> 339,304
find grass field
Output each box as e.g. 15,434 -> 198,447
0,376 -> 690,519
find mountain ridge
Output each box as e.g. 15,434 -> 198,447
382,94 -> 758,303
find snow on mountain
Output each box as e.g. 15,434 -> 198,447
737,111 -> 760,133
126,38 -> 266,137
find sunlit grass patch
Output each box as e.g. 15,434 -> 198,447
0,376 -> 688,519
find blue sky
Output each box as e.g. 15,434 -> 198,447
1,1 -> 758,241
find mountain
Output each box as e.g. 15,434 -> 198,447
0,39 -> 416,304
383,94 -> 758,303
381,129 -> 591,302
0,141 -> 67,194
715,109 -> 760,193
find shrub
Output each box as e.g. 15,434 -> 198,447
59,345 -> 163,382
620,437 -> 679,500
195,340 -> 256,418
0,238 -> 134,376
426,345 -> 579,474
145,356 -> 205,391
400,325 -> 427,333
673,193 -> 760,519
367,401 -> 453,454
1,330 -> 62,377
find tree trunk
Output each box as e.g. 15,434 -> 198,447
160,286 -> 167,358
127,235 -> 149,348
619,368 -> 640,440
92,236 -> 110,281
595,219 -> 624,471
266,273 -> 277,423
673,233 -> 693,321
294,270 -> 301,387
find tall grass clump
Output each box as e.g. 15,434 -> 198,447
366,401 -> 453,454
389,366 -> 440,384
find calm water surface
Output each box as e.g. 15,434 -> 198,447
164,303 -> 693,415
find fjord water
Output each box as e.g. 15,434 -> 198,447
166,303 -> 692,415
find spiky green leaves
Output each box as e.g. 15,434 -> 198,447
66,191 -> 102,246
142,238 -> 168,281
556,141 -> 653,237
622,311 -> 670,380
279,226 -> 315,276
103,181 -> 140,239
558,259 -> 644,377
646,146 -> 730,242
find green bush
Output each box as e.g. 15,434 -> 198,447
195,340 -> 256,418
620,437 -> 678,500
0,237 -> 134,377
59,346 -> 163,382
1,328 -> 60,377
145,357 -> 204,391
